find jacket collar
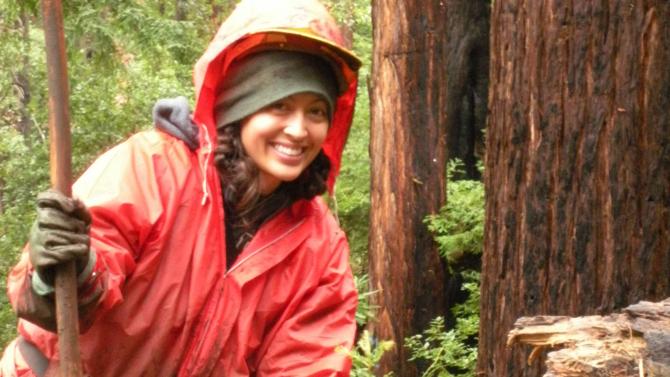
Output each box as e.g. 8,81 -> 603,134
225,199 -> 320,285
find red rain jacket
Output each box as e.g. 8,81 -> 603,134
2,0 -> 359,375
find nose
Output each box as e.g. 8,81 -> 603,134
283,112 -> 308,139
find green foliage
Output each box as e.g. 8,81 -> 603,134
405,273 -> 480,377
62,1 -> 215,175
334,98 -> 370,274
0,0 -> 217,346
0,129 -> 50,346
339,330 -> 395,377
424,160 -> 484,267
324,0 -> 373,275
450,271 -> 480,343
354,274 -> 378,326
405,160 -> 484,376
323,0 -> 373,70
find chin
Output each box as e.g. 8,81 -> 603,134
269,166 -> 306,183
277,172 -> 303,183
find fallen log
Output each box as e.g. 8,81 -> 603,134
507,298 -> 670,377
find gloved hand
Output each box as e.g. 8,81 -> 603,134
153,96 -> 199,150
29,190 -> 92,287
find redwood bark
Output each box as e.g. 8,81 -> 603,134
369,1 -> 449,375
480,1 -> 670,376
444,1 -> 489,180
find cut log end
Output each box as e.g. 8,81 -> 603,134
507,298 -> 670,376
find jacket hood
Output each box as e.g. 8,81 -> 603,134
192,0 -> 360,192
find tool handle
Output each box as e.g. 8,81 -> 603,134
42,0 -> 82,375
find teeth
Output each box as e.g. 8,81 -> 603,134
274,144 -> 302,156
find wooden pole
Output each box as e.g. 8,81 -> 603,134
41,0 -> 82,375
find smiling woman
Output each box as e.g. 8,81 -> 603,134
1,0 -> 363,375
212,49 -> 341,255
241,92 -> 331,195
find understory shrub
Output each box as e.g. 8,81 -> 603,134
404,160 -> 484,376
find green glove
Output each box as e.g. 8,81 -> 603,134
29,190 -> 92,288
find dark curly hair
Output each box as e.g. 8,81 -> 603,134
213,121 -> 331,253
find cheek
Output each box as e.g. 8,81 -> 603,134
312,124 -> 330,147
240,116 -> 270,152
239,127 -> 253,154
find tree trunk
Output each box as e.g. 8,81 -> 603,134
439,0 -> 490,332
368,1 -> 449,375
14,10 -> 32,139
479,1 -> 670,376
175,0 -> 186,21
444,1 -> 489,180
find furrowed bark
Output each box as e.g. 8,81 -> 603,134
480,1 -> 670,375
369,0 -> 449,375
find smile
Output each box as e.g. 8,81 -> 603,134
272,143 -> 304,157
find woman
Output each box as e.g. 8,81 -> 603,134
1,0 -> 361,375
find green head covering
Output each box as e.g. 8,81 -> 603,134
214,50 -> 339,128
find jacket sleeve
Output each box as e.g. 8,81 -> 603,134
255,231 -> 358,377
8,134 -> 167,333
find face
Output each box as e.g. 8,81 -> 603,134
240,92 -> 330,195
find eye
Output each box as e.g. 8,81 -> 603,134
266,100 -> 290,113
307,104 -> 329,122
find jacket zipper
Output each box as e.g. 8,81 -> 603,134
182,218 -> 306,375
224,218 -> 306,277
179,284 -> 220,376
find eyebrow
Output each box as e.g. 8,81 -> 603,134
309,97 -> 328,106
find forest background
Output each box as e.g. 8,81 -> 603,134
0,1 -> 484,376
